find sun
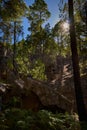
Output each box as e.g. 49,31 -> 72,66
63,22 -> 69,31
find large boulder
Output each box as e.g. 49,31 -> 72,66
0,77 -> 73,113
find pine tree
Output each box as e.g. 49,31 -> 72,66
68,0 -> 87,121
0,0 -> 27,78
27,0 -> 50,34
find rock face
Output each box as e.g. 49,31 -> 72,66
1,56 -> 86,113
0,82 -> 42,112
45,56 -> 87,112
24,78 -> 73,113
45,56 -> 75,101
0,77 -> 72,113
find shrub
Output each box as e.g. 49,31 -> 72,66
0,108 -> 80,130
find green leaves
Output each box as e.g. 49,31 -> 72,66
0,109 -> 80,130
27,0 -> 51,33
0,0 -> 27,21
30,59 -> 47,80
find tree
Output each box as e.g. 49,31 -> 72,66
0,0 -> 27,76
76,0 -> 87,27
68,0 -> 87,121
52,20 -> 70,56
0,0 -> 27,21
27,0 -> 50,34
12,21 -> 24,74
27,0 -> 51,61
74,0 -> 87,55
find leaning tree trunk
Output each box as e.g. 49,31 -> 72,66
68,0 -> 87,121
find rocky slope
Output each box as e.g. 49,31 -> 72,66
0,56 -> 86,113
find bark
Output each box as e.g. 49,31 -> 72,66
68,0 -> 87,121
13,21 -> 16,73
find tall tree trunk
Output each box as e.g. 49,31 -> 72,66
84,1 -> 87,27
0,42 -> 7,80
13,21 -> 16,73
0,42 -> 4,79
68,0 -> 87,121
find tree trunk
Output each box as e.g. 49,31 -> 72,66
68,0 -> 87,121
13,21 -> 16,73
84,1 -> 87,27
0,42 -> 4,79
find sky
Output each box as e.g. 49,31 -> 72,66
23,0 -> 62,38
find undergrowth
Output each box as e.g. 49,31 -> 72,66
0,108 -> 81,130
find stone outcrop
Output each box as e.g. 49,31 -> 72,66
0,56 -> 86,113
45,56 -> 87,112
45,56 -> 75,101
24,77 -> 73,112
0,77 -> 73,113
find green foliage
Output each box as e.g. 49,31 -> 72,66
30,59 -> 47,80
15,40 -> 47,80
0,109 -> 80,130
80,121 -> 87,130
15,26 -> 58,80
52,20 -> 70,56
0,0 -> 27,21
28,0 -> 51,33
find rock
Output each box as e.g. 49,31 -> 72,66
1,77 -> 73,113
21,91 -> 42,112
1,56 -> 87,113
23,77 -> 73,113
